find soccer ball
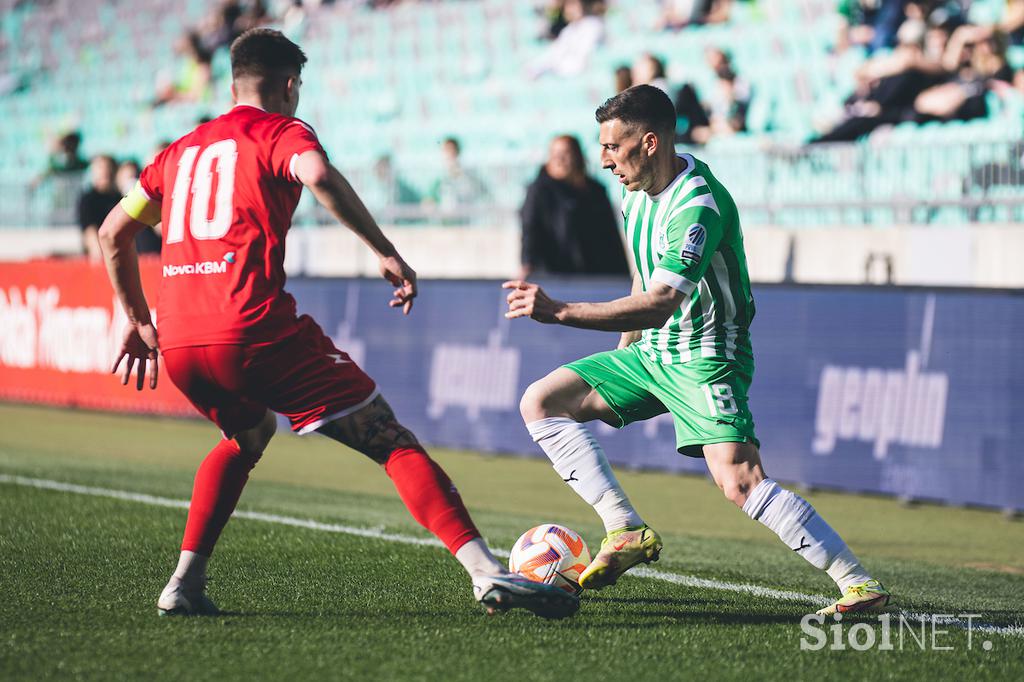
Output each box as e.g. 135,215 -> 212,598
508,524 -> 591,595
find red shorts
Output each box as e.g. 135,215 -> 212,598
163,315 -> 378,437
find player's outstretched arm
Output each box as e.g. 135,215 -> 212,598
502,279 -> 687,332
295,150 -> 416,314
97,204 -> 159,390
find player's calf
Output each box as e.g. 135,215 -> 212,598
706,444 -> 886,601
317,396 -> 575,615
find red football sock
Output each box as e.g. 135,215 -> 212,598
181,439 -> 261,556
384,446 -> 480,554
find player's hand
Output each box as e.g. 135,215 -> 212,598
379,254 -> 417,315
502,280 -> 566,324
112,322 -> 159,390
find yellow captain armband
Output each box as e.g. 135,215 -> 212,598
120,181 -> 162,226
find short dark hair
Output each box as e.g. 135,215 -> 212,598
595,84 -> 676,136
230,28 -> 307,81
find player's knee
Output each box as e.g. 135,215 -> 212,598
719,473 -> 762,508
520,381 -> 560,422
720,480 -> 750,507
236,411 -> 277,455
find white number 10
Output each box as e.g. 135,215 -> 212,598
166,139 -> 238,244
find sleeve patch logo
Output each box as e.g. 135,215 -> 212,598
680,223 -> 706,262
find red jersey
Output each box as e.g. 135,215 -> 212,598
139,104 -> 325,351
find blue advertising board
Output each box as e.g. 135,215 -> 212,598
289,278 -> 1024,512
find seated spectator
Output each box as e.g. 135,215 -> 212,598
702,47 -> 752,135
426,137 -> 489,224
915,24 -> 1013,121
367,155 -> 421,223
813,18 -> 946,142
520,135 -> 628,279
30,131 -> 88,190
631,53 -> 671,95
707,69 -> 751,135
78,156 -> 120,262
528,0 -> 605,78
115,159 -> 162,255
658,0 -> 734,31
540,0 -> 569,40
836,0 -> 910,54
614,64 -> 633,93
674,82 -> 712,144
153,31 -> 213,107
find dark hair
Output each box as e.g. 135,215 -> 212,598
230,28 -> 307,81
595,84 -> 676,136
441,136 -> 461,153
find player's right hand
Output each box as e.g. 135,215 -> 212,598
379,255 -> 417,315
112,322 -> 159,390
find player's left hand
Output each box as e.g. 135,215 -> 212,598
112,322 -> 159,391
379,254 -> 417,315
502,281 -> 565,324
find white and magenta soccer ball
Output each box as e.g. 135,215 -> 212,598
508,524 -> 591,595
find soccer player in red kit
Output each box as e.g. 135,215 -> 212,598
97,28 -> 577,619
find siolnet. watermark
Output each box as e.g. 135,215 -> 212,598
800,612 -> 994,652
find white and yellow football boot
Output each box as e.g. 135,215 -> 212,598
815,579 -> 891,616
578,525 -> 663,590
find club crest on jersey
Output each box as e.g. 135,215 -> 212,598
655,224 -> 668,255
680,223 -> 706,262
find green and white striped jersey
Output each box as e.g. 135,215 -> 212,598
623,153 -> 755,366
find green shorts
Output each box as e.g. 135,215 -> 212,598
564,344 -> 758,458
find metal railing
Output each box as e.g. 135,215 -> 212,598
4,139 -> 1023,229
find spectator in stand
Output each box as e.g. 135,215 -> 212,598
426,137 -> 489,224
707,68 -> 752,135
30,131 -> 88,190
520,135 -> 628,279
78,155 -> 120,262
836,0 -> 910,54
116,159 -> 162,255
915,23 -> 1013,121
540,0 -> 569,40
702,48 -> 752,135
153,31 -> 213,107
813,17 -> 946,142
367,155 -> 421,223
631,53 -> 671,95
528,0 -> 606,78
614,65 -> 633,93
658,0 -> 735,31
674,82 -> 712,143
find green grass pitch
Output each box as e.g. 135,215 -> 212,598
1,403 -> 1022,680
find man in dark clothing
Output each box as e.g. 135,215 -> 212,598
520,135 -> 629,278
78,155 -> 121,261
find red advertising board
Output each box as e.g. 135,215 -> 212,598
0,258 -> 195,416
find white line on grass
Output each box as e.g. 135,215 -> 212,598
3,473 -> 1022,640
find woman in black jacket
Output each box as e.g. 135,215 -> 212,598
520,135 -> 629,279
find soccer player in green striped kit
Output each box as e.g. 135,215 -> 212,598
504,85 -> 889,616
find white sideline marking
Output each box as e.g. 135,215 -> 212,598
2,473 -> 1022,639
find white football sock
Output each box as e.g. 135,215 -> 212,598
527,417 -> 643,534
170,550 -> 209,586
454,537 -> 506,578
742,479 -> 872,592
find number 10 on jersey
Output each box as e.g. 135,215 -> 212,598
166,139 -> 238,244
